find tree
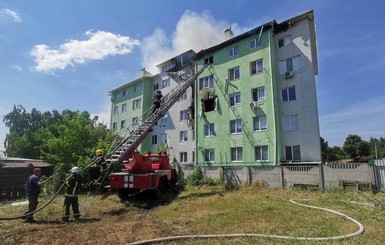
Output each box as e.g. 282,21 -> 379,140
369,137 -> 385,159
3,105 -> 115,176
320,137 -> 328,163
343,135 -> 370,159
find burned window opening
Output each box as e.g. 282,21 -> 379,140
204,56 -> 214,64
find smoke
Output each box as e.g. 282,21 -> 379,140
141,10 -> 250,74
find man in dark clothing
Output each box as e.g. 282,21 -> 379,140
24,168 -> 51,223
62,166 -> 83,222
152,89 -> 163,113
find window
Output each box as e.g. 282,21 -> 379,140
286,145 -> 301,161
228,66 -> 240,81
161,78 -> 170,88
278,35 -> 291,48
160,115 -> 168,127
283,115 -> 298,132
179,92 -> 187,101
180,152 -> 187,163
151,135 -> 157,145
255,145 -> 268,161
121,120 -> 126,129
230,119 -> 242,134
281,87 -> 296,102
134,84 -> 142,92
252,87 -> 265,102
230,92 -> 241,107
161,133 -> 167,143
250,38 -> 262,49
123,90 -> 128,96
121,103 -> 127,113
204,123 -> 215,137
253,116 -> 267,131
279,56 -> 300,74
180,110 -> 189,121
133,98 -> 142,109
204,56 -> 213,64
228,46 -> 239,57
180,130 -> 188,142
192,151 -> 195,163
250,59 -> 264,75
113,105 -> 119,116
153,84 -> 159,91
112,122 -> 117,130
132,117 -> 139,127
199,75 -> 214,90
204,149 -> 215,162
231,147 -> 243,162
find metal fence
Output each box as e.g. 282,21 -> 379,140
373,160 -> 385,189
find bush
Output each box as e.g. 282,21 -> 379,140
186,167 -> 222,186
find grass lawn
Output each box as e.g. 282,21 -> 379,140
0,185 -> 384,245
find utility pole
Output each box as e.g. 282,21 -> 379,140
374,141 -> 378,159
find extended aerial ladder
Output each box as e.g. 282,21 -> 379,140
80,63 -> 208,215
104,63 -> 208,167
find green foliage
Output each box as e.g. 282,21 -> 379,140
343,134 -> 370,158
369,137 -> 385,159
186,166 -> 222,186
3,105 -> 116,180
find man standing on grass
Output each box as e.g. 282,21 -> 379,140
62,166 -> 83,222
24,168 -> 51,223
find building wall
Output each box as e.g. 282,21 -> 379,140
275,17 -> 321,162
195,31 -> 278,166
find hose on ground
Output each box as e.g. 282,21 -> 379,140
127,199 -> 365,245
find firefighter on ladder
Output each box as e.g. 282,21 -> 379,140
62,167 -> 83,222
89,149 -> 107,188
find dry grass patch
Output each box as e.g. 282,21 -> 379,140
0,185 -> 384,245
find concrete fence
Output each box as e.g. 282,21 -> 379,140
181,162 -> 381,191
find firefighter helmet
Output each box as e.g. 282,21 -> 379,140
96,149 -> 103,156
70,167 -> 81,173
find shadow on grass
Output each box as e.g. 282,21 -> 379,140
103,207 -> 129,216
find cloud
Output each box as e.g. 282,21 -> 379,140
31,30 -> 140,74
11,64 -> 22,72
141,10 -> 251,74
0,8 -> 22,23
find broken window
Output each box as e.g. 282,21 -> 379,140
204,56 -> 213,64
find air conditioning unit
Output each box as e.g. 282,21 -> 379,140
285,71 -> 294,79
249,102 -> 258,109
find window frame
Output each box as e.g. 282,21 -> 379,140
179,130 -> 188,142
253,115 -> 267,131
250,59 -> 264,75
249,38 -> 262,49
204,123 -> 215,137
199,75 -> 214,90
230,92 -> 241,107
151,135 -> 157,145
180,110 -> 189,121
132,98 -> 142,109
230,147 -> 243,162
252,87 -> 265,102
279,55 -> 300,75
228,66 -> 240,81
120,120 -> 126,129
228,46 -> 239,57
230,119 -> 243,134
180,152 -> 188,163
281,86 -> 296,102
255,145 -> 268,161
278,35 -> 292,48
283,115 -> 299,132
204,149 -> 215,163
285,145 -> 301,161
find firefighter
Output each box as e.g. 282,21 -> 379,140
62,167 -> 83,222
152,89 -> 163,112
90,149 -> 107,187
24,168 -> 51,223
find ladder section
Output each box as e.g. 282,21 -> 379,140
105,64 -> 209,166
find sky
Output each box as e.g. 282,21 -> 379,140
1,0 -> 385,155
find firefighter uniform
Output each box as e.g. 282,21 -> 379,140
63,167 -> 83,222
